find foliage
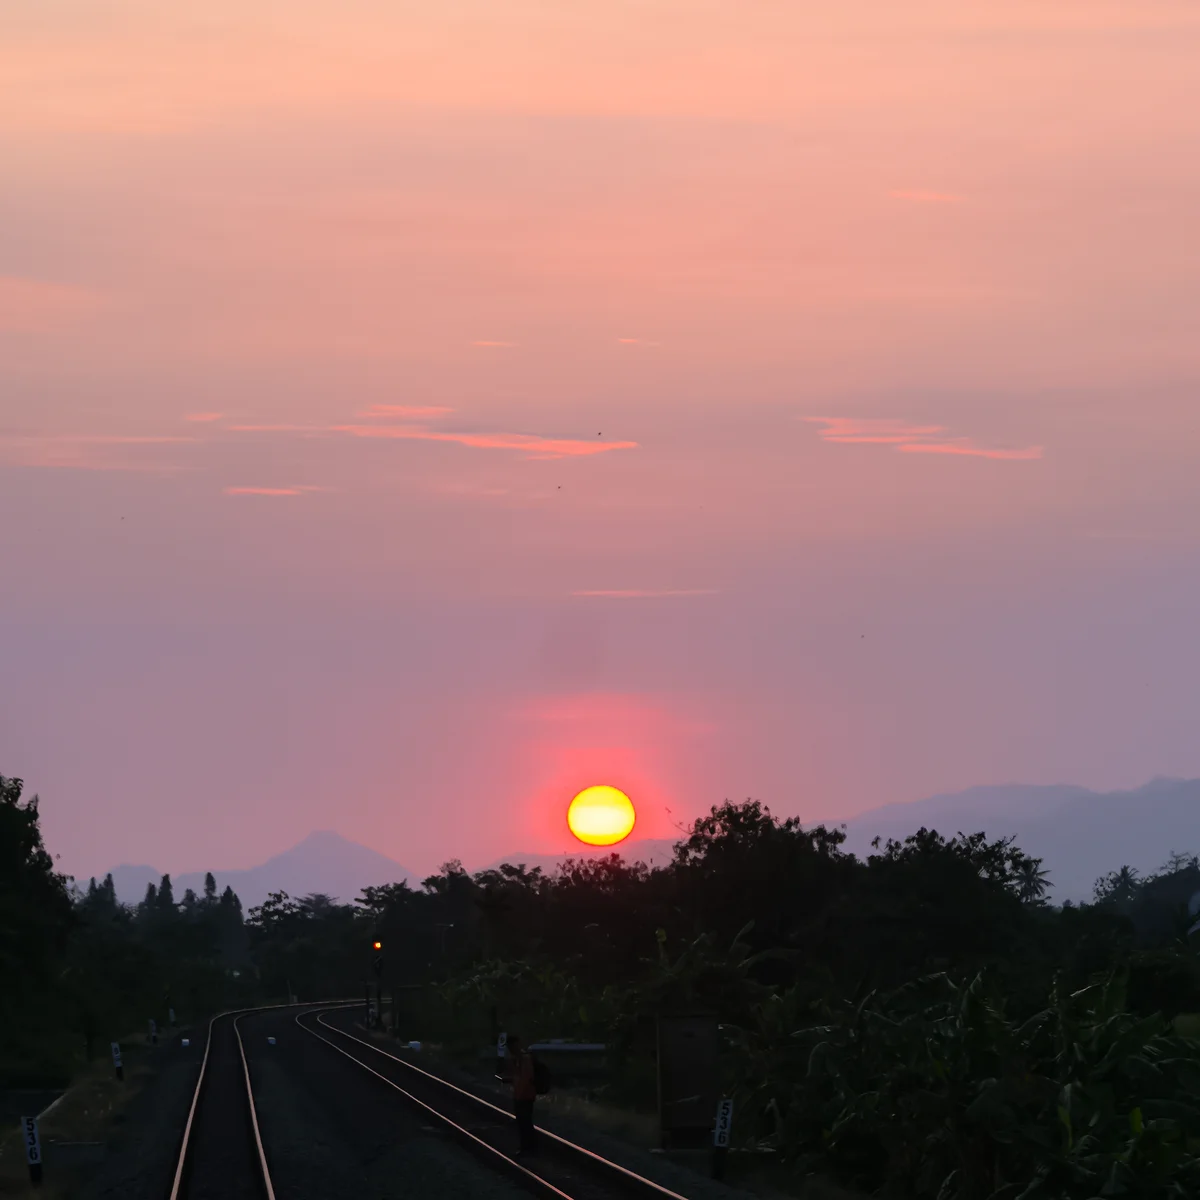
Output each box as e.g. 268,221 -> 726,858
9,782 -> 1200,1196
725,970 -> 1200,1198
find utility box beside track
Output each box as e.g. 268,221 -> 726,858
656,1013 -> 719,1149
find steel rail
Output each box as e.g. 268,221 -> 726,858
233,1011 -> 277,1200
168,1001 -> 322,1200
297,1009 -> 574,1200
301,1004 -> 692,1200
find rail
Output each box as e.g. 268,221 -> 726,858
300,1004 -> 692,1200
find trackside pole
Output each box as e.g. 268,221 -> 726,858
111,1041 -> 123,1081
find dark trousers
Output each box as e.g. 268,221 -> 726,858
514,1098 -> 537,1152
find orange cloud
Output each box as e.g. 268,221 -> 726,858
897,441 -> 1043,460
806,418 -> 947,445
331,424 -> 638,461
223,486 -> 302,496
225,424 -> 327,434
471,340 -> 517,348
184,412 -> 224,423
889,189 -> 964,204
0,434 -> 194,471
805,417 -> 1041,461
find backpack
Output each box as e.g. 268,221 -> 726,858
532,1055 -> 552,1096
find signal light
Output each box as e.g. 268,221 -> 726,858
373,940 -> 382,951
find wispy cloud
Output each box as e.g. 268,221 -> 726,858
0,433 -> 195,471
226,410 -> 637,461
805,417 -> 1041,462
472,340 -> 517,348
806,418 -> 947,445
897,441 -> 1043,460
226,424 -> 328,434
889,189 -> 964,204
572,589 -> 717,598
331,424 -> 637,461
617,337 -> 659,346
184,412 -> 224,423
358,404 -> 455,419
224,486 -> 303,496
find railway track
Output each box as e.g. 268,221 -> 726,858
296,1005 -> 694,1200
168,1007 -> 280,1200
168,1001 -> 696,1200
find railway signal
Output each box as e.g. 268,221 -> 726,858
369,939 -> 384,1027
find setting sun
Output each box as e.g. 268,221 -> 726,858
566,785 -> 636,846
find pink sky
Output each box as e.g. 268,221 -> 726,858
3,2 -> 1200,879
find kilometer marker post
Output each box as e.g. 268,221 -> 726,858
712,1097 -> 733,1180
22,1115 -> 43,1187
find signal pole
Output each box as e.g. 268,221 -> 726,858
371,939 -> 383,1028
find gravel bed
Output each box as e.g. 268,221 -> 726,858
75,1027 -> 204,1200
242,1008 -> 528,1200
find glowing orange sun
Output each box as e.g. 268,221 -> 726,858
567,785 -> 636,846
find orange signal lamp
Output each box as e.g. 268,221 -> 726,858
373,940 -> 382,951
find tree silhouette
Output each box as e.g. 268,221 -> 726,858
1016,857 -> 1053,903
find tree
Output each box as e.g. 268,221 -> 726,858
204,872 -> 217,904
1095,864 -> 1140,907
1016,857 -> 1053,904
0,776 -> 75,1084
157,873 -> 175,912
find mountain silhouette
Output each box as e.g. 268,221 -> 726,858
835,777 -> 1200,900
102,830 -> 415,909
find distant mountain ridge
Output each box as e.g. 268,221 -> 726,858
835,777 -> 1200,901
98,778 -> 1200,909
102,830 -> 416,910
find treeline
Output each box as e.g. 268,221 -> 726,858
7,773 -> 1200,1196
2,776 -> 261,1085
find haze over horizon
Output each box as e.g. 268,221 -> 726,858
4,2 -> 1200,879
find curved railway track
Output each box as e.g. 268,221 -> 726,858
296,1005 -> 693,1200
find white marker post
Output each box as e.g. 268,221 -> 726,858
22,1115 -> 43,1186
111,1042 -> 123,1082
712,1098 -> 733,1180
496,1031 -> 508,1080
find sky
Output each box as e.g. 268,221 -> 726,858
3,1 -> 1200,880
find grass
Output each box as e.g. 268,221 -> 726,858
0,1034 -> 156,1198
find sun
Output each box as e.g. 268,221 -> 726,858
567,785 -> 636,846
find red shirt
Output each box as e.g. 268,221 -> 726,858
511,1051 -> 536,1101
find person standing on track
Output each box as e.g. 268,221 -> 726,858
507,1033 -> 538,1155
